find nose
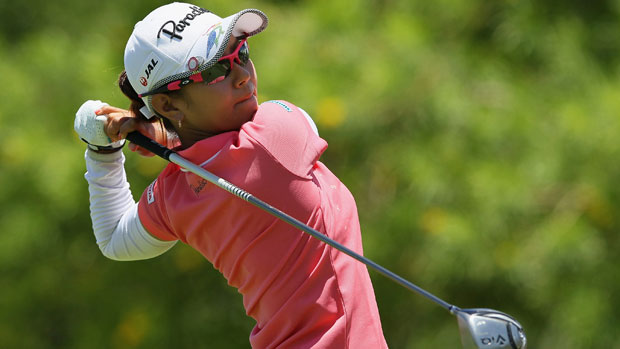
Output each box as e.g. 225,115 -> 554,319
231,60 -> 252,88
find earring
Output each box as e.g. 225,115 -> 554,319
178,119 -> 182,128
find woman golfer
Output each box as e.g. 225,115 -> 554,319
75,3 -> 387,348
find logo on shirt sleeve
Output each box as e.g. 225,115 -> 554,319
147,179 -> 157,204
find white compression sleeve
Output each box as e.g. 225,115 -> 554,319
84,149 -> 176,261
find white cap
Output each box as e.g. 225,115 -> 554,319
124,2 -> 268,118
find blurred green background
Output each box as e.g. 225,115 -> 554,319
2,0 -> 620,347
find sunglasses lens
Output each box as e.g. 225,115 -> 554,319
201,62 -> 230,84
238,42 -> 249,64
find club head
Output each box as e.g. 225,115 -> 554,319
455,308 -> 526,349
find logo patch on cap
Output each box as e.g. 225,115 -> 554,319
140,52 -> 162,87
205,23 -> 224,60
187,56 -> 205,71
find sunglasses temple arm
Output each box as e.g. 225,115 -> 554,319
139,73 -> 205,98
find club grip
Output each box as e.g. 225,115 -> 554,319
126,131 -> 175,161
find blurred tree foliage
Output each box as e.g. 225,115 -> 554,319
1,0 -> 620,347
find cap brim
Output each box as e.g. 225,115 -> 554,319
230,10 -> 268,38
197,9 -> 268,71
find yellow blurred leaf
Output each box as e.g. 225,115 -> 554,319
315,97 -> 347,128
420,207 -> 447,235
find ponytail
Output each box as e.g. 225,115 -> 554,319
118,70 -> 148,120
118,70 -> 175,132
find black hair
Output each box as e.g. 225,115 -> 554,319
118,70 -> 176,132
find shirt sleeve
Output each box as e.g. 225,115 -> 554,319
84,149 -> 177,260
137,167 -> 181,242
243,100 -> 328,178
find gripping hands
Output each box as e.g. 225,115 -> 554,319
74,100 -> 126,152
75,100 -> 179,156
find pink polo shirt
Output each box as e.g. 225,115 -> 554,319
138,100 -> 387,348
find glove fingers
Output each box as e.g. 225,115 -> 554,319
75,100 -> 113,146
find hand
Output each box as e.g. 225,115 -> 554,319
127,118 -> 176,157
97,105 -> 180,157
74,100 -> 126,152
75,100 -> 178,156
95,105 -> 139,143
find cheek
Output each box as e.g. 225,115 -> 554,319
193,85 -> 230,110
248,60 -> 258,86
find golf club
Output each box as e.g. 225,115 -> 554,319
126,131 -> 527,349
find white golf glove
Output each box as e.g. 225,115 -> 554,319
74,100 -> 125,152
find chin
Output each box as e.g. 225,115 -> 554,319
238,96 -> 259,120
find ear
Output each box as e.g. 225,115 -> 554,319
151,94 -> 184,122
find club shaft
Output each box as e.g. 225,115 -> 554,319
127,132 -> 457,313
